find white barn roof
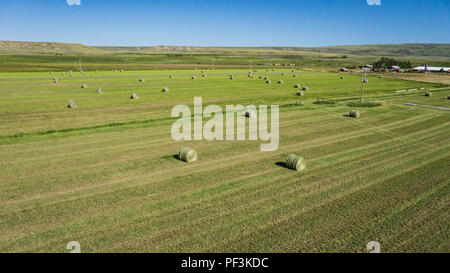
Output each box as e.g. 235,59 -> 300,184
413,66 -> 450,72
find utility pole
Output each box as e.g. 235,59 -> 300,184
360,70 -> 368,103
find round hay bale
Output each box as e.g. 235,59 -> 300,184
201,70 -> 204,74
162,87 -> 169,92
248,74 -> 253,78
96,88 -> 103,94
378,76 -> 383,79
139,78 -> 144,82
281,72 -> 285,76
192,76 -> 196,79
296,91 -> 304,96
302,86 -> 309,91
202,73 -> 207,77
245,109 -> 257,118
293,74 -> 297,77
349,110 -> 360,118
258,75 -> 263,79
130,93 -> 139,99
81,84 -> 87,88
294,84 -> 300,88
362,78 -> 368,83
447,95 -> 450,100
67,101 -> 77,109
266,80 -> 271,84
169,75 -> 174,78
340,76 -> 344,79
178,147 -> 198,163
425,92 -> 432,97
278,80 -> 283,84
285,154 -> 306,171
229,74 -> 234,80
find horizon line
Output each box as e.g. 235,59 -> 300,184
1,40 -> 449,48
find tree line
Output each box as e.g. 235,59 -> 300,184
373,57 -> 412,69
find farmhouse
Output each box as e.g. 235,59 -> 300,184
413,66 -> 450,73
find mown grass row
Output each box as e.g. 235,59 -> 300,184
1,106 -> 448,252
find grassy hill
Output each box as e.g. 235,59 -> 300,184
1,41 -> 449,59
0,41 -> 108,55
293,44 -> 450,58
96,44 -> 450,58
1,41 -> 449,72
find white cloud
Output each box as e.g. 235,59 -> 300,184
66,0 -> 81,6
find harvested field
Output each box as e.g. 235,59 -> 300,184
0,68 -> 448,253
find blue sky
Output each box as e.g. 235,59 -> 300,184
0,0 -> 448,47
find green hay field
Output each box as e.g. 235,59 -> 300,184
0,68 -> 449,252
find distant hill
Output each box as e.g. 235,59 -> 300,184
97,44 -> 450,58
95,45 -> 206,53
289,44 -> 450,58
1,41 -> 449,58
0,41 -> 108,55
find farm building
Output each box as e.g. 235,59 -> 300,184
391,65 -> 401,72
413,66 -> 450,73
339,68 -> 348,72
